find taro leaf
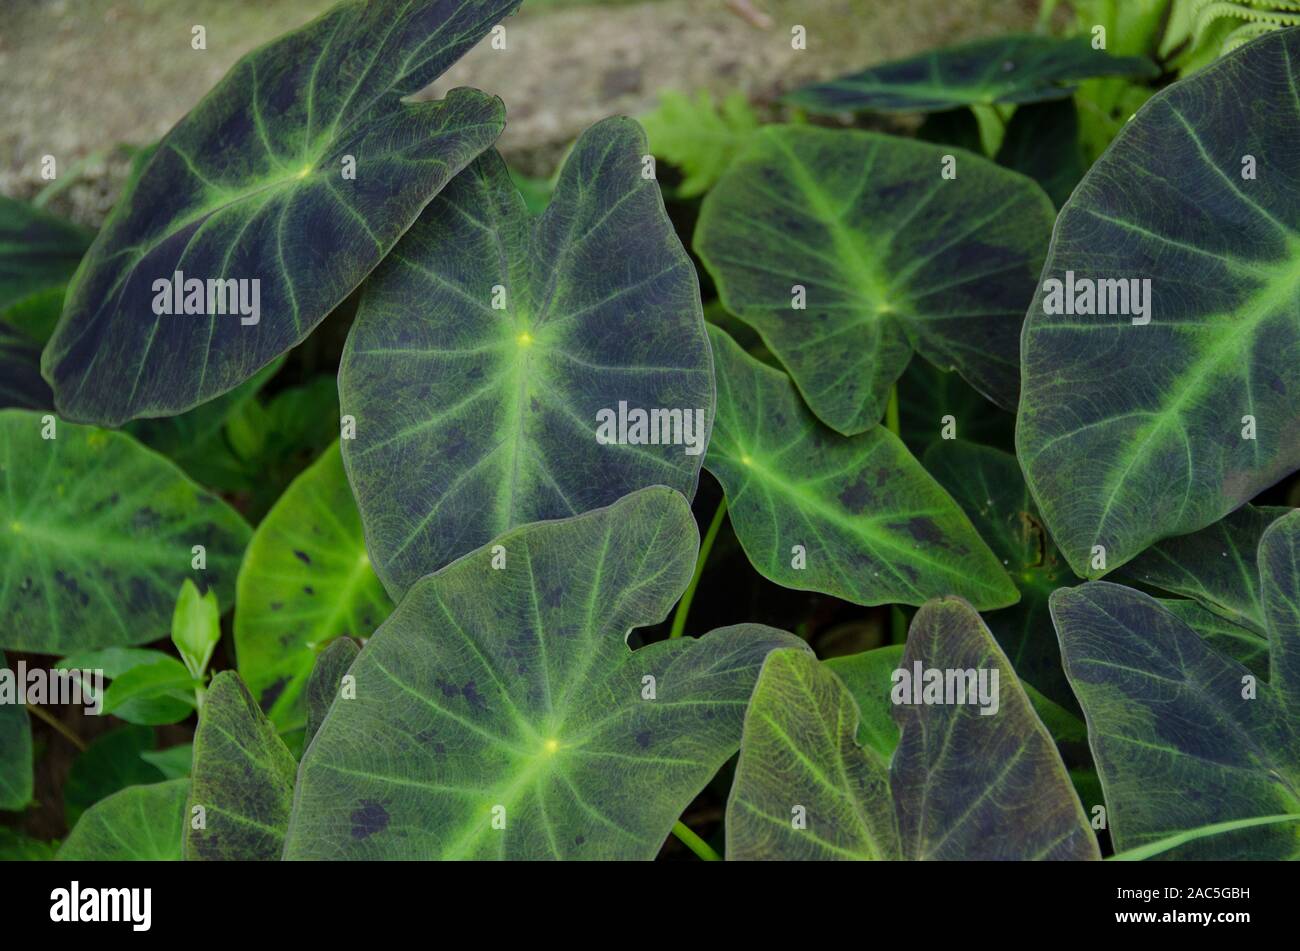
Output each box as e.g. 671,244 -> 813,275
235,442 -> 391,733
42,0 -> 523,426
823,645 -> 903,764
995,99 -> 1086,208
0,195 -> 91,322
782,35 -> 1158,114
124,356 -> 283,485
0,325 -> 53,410
1112,505 -> 1292,634
896,357 -> 1013,454
1018,29 -> 1300,579
0,828 -> 57,860
141,744 -> 194,780
694,124 -> 1054,435
704,325 -> 1018,609
1053,512 -> 1300,858
0,652 -> 33,810
59,779 -> 188,861
101,655 -> 199,725
0,410 -> 250,653
186,671 -> 297,861
726,598 -> 1098,860
1158,598 -> 1270,677
283,487 -> 805,860
923,440 -> 1077,706
340,119 -> 713,598
305,636 -> 361,747
64,725 -> 164,827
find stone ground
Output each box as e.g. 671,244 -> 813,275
1,0 -> 1041,226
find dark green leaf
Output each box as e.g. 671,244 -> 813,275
64,725 -> 164,827
705,325 -> 1018,609
305,636 -> 360,747
43,0 -> 522,425
235,442 -> 391,733
340,119 -> 713,598
923,439 -> 1078,705
995,99 -> 1086,208
59,779 -> 188,861
1052,512 -> 1300,858
1112,505 -> 1292,634
783,35 -> 1157,113
695,125 -> 1054,434
726,598 -> 1098,860
1158,598 -> 1270,677
186,671 -> 297,861
0,196 -> 91,321
284,487 -> 804,859
0,410 -> 250,653
0,652 -> 33,810
0,828 -> 57,860
1018,30 -> 1300,577
896,358 -> 1013,454
0,325 -> 53,410
141,744 -> 194,780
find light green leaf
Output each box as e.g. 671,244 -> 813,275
695,125 -> 1054,434
55,646 -> 193,725
783,35 -> 1158,113
704,325 -> 1018,609
59,779 -> 188,861
340,118 -> 713,598
101,656 -> 199,725
235,442 -> 391,733
641,89 -> 761,197
1017,29 -> 1300,578
172,579 -> 220,679
0,409 -> 250,653
284,486 -> 804,859
185,671 -> 297,861
727,598 -> 1098,860
43,0 -> 523,426
141,744 -> 194,780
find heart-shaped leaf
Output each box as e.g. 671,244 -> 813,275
59,779 -> 188,861
1018,29 -> 1300,578
1112,504 -> 1292,634
1052,509 -> 1300,858
1158,598 -> 1270,677
0,410 -> 250,654
186,671 -> 297,861
695,125 -> 1054,435
0,196 -> 91,325
0,325 -> 53,410
783,35 -> 1158,114
305,636 -> 360,747
340,119 -> 713,598
923,439 -> 1079,705
726,597 -> 1098,860
42,0 -> 522,426
704,325 -> 1018,609
235,442 -> 391,733
283,487 -> 804,859
0,653 -> 32,811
